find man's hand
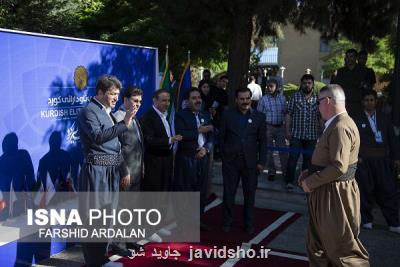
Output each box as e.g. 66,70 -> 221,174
209,108 -> 217,117
195,147 -> 207,159
123,108 -> 135,127
170,135 -> 183,144
121,175 -> 131,188
198,125 -> 213,133
298,169 -> 308,186
300,179 -> 312,193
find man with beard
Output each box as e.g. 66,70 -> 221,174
220,88 -> 266,233
174,88 -> 214,230
285,74 -> 322,191
257,79 -> 287,181
331,49 -> 369,118
299,84 -> 369,267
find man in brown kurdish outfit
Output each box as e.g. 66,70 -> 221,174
299,84 -> 369,267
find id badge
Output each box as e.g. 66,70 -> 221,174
375,131 -> 383,143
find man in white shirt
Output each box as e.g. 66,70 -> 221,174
140,90 -> 182,191
247,75 -> 263,109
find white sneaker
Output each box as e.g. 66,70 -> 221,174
389,226 -> 400,234
362,222 -> 373,229
102,261 -> 123,267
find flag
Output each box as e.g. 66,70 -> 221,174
176,52 -> 191,111
159,46 -> 177,139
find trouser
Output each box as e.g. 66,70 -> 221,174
356,157 -> 399,226
222,155 -> 258,228
307,179 -> 369,267
285,138 -> 316,184
266,124 -> 288,176
174,153 -> 209,215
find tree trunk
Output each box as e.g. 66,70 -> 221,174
227,8 -> 253,107
393,9 -> 400,126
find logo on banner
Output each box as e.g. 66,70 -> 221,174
66,122 -> 80,144
74,66 -> 88,90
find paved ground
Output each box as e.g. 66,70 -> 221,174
36,160 -> 400,267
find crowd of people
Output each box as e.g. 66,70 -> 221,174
0,48 -> 399,267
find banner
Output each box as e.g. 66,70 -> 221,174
0,28 -> 158,266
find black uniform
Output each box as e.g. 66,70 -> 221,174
354,111 -> 400,227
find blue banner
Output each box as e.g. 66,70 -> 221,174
0,29 -> 158,266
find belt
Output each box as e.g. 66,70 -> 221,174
309,163 -> 357,181
86,154 -> 121,166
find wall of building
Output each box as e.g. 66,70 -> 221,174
278,24 -> 325,85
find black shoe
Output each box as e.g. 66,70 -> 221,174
222,225 -> 231,233
245,226 -> 254,234
200,222 -> 209,231
268,174 -> 275,181
110,243 -> 133,257
126,242 -> 144,251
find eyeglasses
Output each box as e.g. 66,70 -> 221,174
316,96 -> 331,105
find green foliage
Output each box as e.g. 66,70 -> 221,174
322,36 -> 395,82
321,39 -> 359,78
283,80 -> 326,98
314,81 -> 326,92
283,83 -> 298,98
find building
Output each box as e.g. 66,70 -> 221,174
258,24 -> 331,85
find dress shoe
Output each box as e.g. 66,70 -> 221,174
109,243 -> 133,257
389,226 -> 400,234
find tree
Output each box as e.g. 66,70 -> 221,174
322,36 -> 395,82
1,0 -> 398,108
79,0 -> 296,105
0,0 -> 86,36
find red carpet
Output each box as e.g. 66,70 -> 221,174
113,195 -> 307,266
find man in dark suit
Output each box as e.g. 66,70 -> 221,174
77,75 -> 134,267
220,88 -> 267,233
355,89 -> 400,234
140,90 -> 182,191
113,86 -> 145,253
114,87 -> 144,191
174,88 -> 214,230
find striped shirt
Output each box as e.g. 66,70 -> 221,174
287,91 -> 320,140
257,93 -> 286,125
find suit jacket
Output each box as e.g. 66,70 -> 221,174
77,98 -> 128,193
220,108 -> 267,169
114,108 -> 144,185
305,113 -> 360,191
174,109 -> 213,156
354,111 -> 400,160
140,107 -> 172,156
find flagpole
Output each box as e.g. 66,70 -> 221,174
166,44 -> 169,67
